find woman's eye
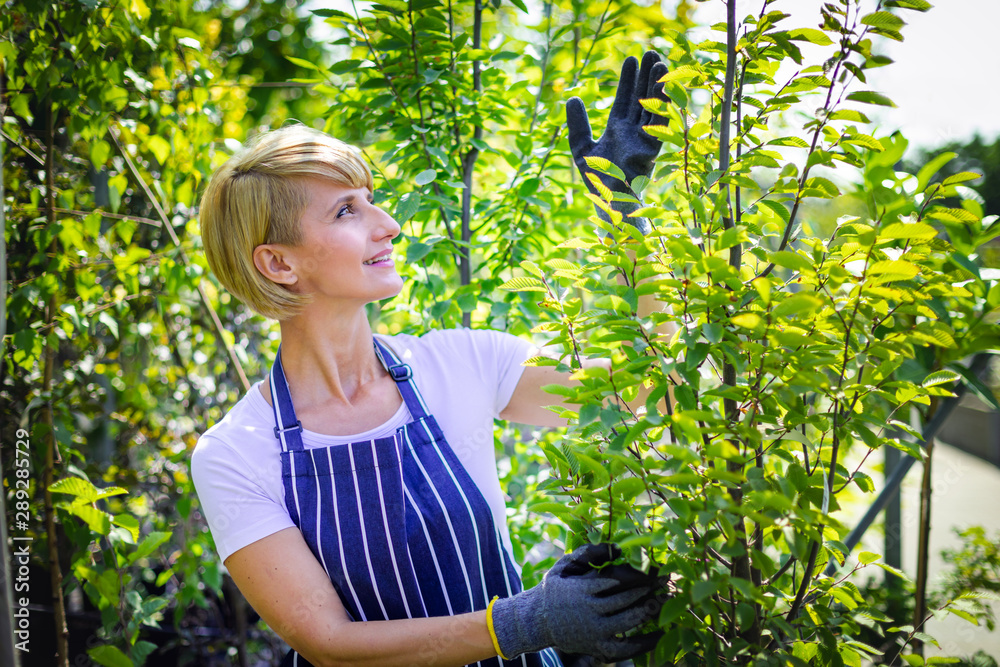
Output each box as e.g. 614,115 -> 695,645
337,204 -> 352,218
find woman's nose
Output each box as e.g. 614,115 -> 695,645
373,204 -> 401,240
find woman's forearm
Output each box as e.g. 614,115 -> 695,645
298,610 -> 496,667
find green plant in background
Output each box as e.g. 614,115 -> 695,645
0,0 -> 312,663
934,526 -> 1000,632
500,0 -> 1000,662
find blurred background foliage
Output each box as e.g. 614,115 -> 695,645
2,0 -> 999,664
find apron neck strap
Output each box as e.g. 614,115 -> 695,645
374,338 -> 429,420
269,346 -> 305,452
269,339 -> 431,450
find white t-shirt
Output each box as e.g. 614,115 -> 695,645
190,328 -> 534,565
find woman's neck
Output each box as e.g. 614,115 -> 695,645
275,303 -> 383,409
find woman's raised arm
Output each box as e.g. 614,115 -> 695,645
224,527 -> 496,667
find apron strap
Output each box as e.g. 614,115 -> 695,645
374,338 -> 430,420
269,346 -> 305,452
269,339 -> 431,451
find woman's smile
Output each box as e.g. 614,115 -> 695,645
363,249 -> 394,266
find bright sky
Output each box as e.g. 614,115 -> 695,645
675,0 -> 1000,152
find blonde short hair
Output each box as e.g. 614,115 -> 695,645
199,125 -> 374,320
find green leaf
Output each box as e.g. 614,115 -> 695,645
406,242 -> 432,263
868,260 -> 919,280
922,370 -> 960,388
953,361 -> 1000,411
945,606 -> 979,625
312,7 -> 353,18
787,28 -> 833,45
876,562 -> 910,581
773,293 -> 823,318
804,176 -> 841,197
519,260 -> 543,278
846,640 -> 883,656
917,152 -> 956,192
885,0 -> 931,9
61,503 -> 113,536
146,135 -> 171,164
942,171 -> 981,186
490,50 -> 521,62
112,514 -> 140,543
573,452 -> 610,487
499,276 -> 546,292
757,200 -> 791,224
843,134 -> 884,152
94,568 -> 122,605
769,250 -> 814,273
631,175 -> 651,194
583,156 -> 626,184
957,591 -> 1000,602
731,313 -> 762,329
87,645 -> 133,667
394,192 -> 421,223
878,221 -> 938,240
858,551 -> 882,565
90,139 -> 111,167
129,531 -> 172,564
286,56 -> 319,71
846,91 -> 896,107
767,136 -> 809,148
692,579 -> 717,603
861,11 -> 906,29
414,169 -> 437,186
98,312 -> 120,340
716,225 -> 747,251
131,641 -> 157,665
829,109 -> 871,123
50,476 -> 101,501
840,646 -> 863,667
793,642 -> 818,661
611,477 -> 646,502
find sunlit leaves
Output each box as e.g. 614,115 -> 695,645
847,90 -> 897,107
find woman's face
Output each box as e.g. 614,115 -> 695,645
284,178 -> 403,306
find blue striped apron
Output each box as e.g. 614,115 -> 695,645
270,339 -> 562,667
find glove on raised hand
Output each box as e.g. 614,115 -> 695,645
491,542 -> 666,663
566,51 -> 671,235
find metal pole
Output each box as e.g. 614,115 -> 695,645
824,352 -> 994,576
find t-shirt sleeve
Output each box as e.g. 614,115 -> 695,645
190,434 -> 294,564
487,329 -> 535,417
433,328 -> 534,418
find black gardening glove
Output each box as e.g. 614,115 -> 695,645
491,542 -> 668,663
566,51 -> 671,236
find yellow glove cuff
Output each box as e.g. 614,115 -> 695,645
486,595 -> 510,661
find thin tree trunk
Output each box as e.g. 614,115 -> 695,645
42,101 -> 70,667
718,0 -> 759,647
912,437 -> 934,655
459,0 -> 483,328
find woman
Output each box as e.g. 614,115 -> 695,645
191,52 -> 670,667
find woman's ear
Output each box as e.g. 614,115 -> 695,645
253,244 -> 299,287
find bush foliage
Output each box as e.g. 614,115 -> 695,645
3,0 -> 999,664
